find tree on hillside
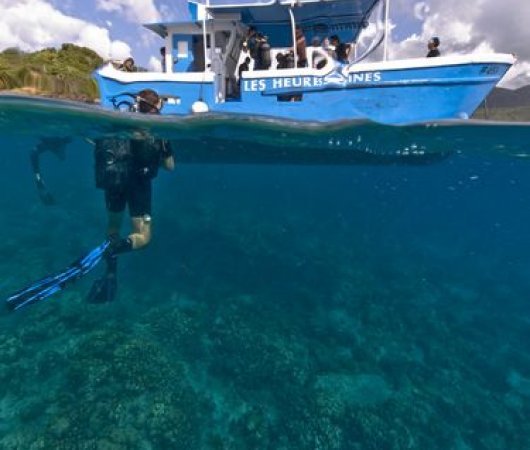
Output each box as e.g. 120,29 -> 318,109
0,44 -> 102,100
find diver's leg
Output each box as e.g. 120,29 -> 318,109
100,179 -> 153,253
104,188 -> 132,254
107,211 -> 124,237
127,179 -> 152,250
86,189 -> 125,303
105,188 -> 126,236
128,215 -> 152,249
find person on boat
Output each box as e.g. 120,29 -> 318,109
311,36 -> 328,69
328,35 -> 339,59
336,41 -> 351,64
322,36 -> 331,55
160,47 -> 166,72
426,37 -> 441,57
239,56 -> 251,75
254,33 -> 272,70
119,57 -> 137,72
295,26 -> 308,67
88,89 -> 175,303
243,26 -> 259,59
276,52 -> 287,69
326,35 -> 350,65
238,56 -> 251,90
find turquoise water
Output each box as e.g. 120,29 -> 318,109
1,95 -> 530,448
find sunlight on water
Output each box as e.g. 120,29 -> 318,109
0,95 -> 530,448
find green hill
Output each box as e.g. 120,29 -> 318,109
473,106 -> 530,122
0,44 -> 102,101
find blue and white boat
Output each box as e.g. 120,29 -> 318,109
93,0 -> 515,124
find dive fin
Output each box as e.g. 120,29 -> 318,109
86,275 -> 117,304
36,181 -> 56,206
6,240 -> 110,311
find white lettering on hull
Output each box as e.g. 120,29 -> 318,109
243,71 -> 383,92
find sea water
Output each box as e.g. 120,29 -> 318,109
0,95 -> 529,448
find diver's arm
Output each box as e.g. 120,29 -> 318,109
160,141 -> 175,171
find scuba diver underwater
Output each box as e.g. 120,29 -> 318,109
6,89 -> 174,311
88,89 -> 174,304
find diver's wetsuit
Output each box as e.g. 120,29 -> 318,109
95,137 -> 172,218
88,137 -> 172,303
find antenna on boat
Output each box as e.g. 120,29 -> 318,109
383,0 -> 390,61
202,0 -> 209,75
193,0 -> 210,113
288,4 -> 298,67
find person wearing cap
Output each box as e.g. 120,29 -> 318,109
119,57 -> 137,72
87,89 -> 175,303
295,26 -> 308,67
427,37 -> 441,57
160,47 -> 167,72
311,36 -> 328,69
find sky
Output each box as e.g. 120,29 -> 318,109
0,0 -> 529,88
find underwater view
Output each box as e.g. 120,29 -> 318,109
1,95 -> 530,449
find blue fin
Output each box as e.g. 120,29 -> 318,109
6,241 -> 110,311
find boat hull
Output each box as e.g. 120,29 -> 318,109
94,54 -> 514,124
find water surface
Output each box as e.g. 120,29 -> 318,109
0,95 -> 529,449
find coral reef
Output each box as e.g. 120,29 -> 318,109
1,157 -> 530,449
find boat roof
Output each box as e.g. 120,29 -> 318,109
144,21 -> 204,38
191,0 -> 380,31
145,0 -> 381,46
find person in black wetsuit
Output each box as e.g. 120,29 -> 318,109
30,137 -> 71,205
88,89 -> 175,303
426,37 -> 441,57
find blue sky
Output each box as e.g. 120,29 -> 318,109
1,0 -> 528,87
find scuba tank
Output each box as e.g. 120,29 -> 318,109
95,138 -> 171,189
285,52 -> 295,69
258,41 -> 271,70
95,139 -> 132,190
131,137 -> 166,180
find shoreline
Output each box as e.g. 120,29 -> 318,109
0,88 -> 98,104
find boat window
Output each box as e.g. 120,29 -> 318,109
190,35 -> 205,72
177,41 -> 188,59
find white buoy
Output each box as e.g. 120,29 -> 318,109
191,100 -> 209,114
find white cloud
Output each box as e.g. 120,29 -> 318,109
385,0 -> 530,87
0,0 -> 131,59
110,41 -> 132,60
159,2 -> 188,21
413,2 -> 430,21
148,55 -> 162,72
96,0 -> 160,23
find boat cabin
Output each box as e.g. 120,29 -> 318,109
144,0 -> 380,102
